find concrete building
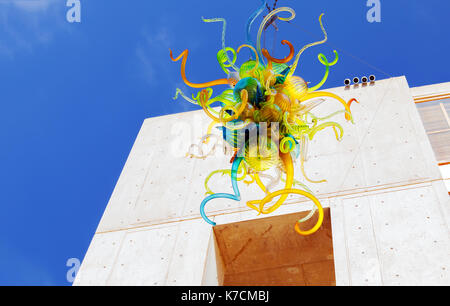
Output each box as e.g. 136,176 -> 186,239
74,76 -> 450,286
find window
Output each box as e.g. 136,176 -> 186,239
415,94 -> 450,194
210,209 -> 335,286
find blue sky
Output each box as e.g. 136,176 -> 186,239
0,0 -> 448,285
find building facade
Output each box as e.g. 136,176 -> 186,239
74,76 -> 450,286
